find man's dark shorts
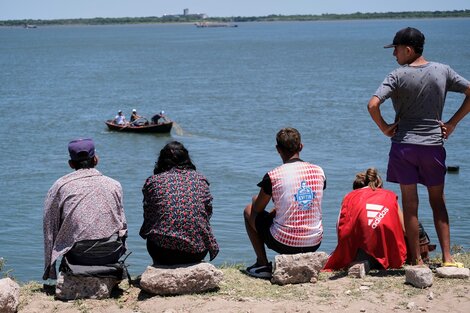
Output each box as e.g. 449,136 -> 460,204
65,233 -> 126,265
255,210 -> 320,254
387,142 -> 446,186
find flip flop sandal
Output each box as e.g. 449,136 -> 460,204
442,262 -> 464,268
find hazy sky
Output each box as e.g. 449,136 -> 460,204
1,0 -> 469,20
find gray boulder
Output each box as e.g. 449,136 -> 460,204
436,266 -> 469,279
405,265 -> 433,288
348,260 -> 370,278
140,263 -> 223,295
0,277 -> 20,313
55,272 -> 120,300
271,252 -> 329,285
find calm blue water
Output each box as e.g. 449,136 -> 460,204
1,19 -> 469,283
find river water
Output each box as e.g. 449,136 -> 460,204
1,18 -> 469,282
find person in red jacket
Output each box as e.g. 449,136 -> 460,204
324,168 -> 407,270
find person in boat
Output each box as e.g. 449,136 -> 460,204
130,109 -> 142,122
243,127 -> 326,279
323,168 -> 407,271
43,138 -> 128,280
113,110 -> 127,125
151,110 -> 166,124
130,109 -> 146,126
368,27 -> 470,267
139,141 -> 219,265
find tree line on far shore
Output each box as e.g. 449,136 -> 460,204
1,10 -> 469,27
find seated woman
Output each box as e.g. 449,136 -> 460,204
139,141 -> 219,265
324,168 -> 407,270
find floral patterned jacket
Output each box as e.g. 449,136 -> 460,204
139,168 -> 219,260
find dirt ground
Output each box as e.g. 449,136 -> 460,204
16,267 -> 470,313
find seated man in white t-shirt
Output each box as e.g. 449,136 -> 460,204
113,110 -> 127,125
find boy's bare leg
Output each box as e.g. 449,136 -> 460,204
427,184 -> 453,263
400,184 -> 423,265
244,201 -> 269,265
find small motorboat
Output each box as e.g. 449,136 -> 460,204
105,119 -> 173,133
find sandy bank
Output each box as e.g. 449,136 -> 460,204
14,261 -> 470,313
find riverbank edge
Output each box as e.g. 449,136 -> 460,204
9,252 -> 470,313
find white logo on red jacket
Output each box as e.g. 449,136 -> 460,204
366,204 -> 390,229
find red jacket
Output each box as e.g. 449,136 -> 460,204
324,187 -> 406,270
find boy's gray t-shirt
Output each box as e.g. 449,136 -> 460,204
374,62 -> 470,145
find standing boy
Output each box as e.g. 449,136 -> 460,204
243,127 -> 326,278
367,27 -> 470,266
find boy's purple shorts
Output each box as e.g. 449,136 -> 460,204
387,142 -> 446,186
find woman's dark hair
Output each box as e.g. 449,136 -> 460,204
154,141 -> 196,174
352,168 -> 383,191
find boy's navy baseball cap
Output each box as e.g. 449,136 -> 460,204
68,138 -> 95,161
384,27 -> 425,49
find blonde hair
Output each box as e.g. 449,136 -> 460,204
353,168 -> 383,191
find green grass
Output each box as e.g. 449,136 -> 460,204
428,245 -> 470,267
0,257 -> 14,279
9,251 -> 470,313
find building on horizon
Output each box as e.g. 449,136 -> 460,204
162,8 -> 207,19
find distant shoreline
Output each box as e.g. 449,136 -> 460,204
1,9 -> 469,27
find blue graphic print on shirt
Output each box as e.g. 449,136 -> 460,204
295,180 -> 315,210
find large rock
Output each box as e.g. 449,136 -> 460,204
55,272 -> 120,300
435,266 -> 470,279
348,260 -> 370,278
140,262 -> 223,295
405,265 -> 433,288
271,252 -> 329,285
0,278 -> 20,313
